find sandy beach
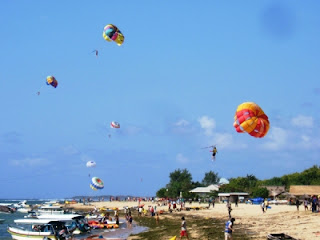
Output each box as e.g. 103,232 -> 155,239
68,201 -> 318,239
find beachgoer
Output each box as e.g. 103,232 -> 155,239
138,206 -> 142,216
224,218 -> 235,240
296,199 -> 300,211
235,198 -> 238,207
304,198 -> 308,211
115,215 -> 119,225
128,215 -> 133,228
261,201 -> 265,213
227,201 -> 232,218
212,199 -> 215,208
156,213 -> 159,225
264,199 -> 268,211
178,216 -> 189,240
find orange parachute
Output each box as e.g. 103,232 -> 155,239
233,102 -> 270,138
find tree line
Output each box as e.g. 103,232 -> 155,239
156,165 -> 320,199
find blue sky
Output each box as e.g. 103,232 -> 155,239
1,1 -> 320,199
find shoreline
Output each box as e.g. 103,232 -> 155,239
67,201 -> 318,239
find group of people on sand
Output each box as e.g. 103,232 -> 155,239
261,199 -> 270,213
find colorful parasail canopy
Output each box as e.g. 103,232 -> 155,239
110,121 -> 120,129
233,102 -> 270,138
46,76 -> 58,88
90,177 -> 104,190
86,161 -> 96,168
102,24 -> 124,46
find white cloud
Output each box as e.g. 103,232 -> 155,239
262,127 -> 288,150
10,157 -> 51,167
176,153 -> 189,163
213,133 -> 233,148
198,116 -> 216,136
61,145 -> 80,155
301,135 -> 310,143
291,115 -> 314,128
175,119 -> 189,127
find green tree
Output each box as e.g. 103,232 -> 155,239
156,188 -> 168,198
202,171 -> 220,186
165,169 -> 195,198
251,187 -> 269,198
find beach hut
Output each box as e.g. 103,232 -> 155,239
189,184 -> 220,197
289,185 -> 320,197
218,192 -> 249,203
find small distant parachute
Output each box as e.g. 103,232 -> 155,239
86,161 -> 96,168
233,102 -> 270,138
46,76 -> 58,88
92,50 -> 98,57
102,24 -> 125,46
90,177 -> 104,191
110,121 -> 120,129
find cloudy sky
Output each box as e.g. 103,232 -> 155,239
0,0 -> 320,199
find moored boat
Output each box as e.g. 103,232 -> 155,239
7,219 -> 72,240
16,215 -> 91,235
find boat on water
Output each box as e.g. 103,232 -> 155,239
37,205 -> 66,215
0,219 -> 5,224
18,214 -> 91,234
0,205 -> 16,214
7,219 -> 72,240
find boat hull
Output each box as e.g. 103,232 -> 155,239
7,227 -> 58,240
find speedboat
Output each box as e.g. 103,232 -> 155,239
0,205 -> 16,213
19,214 -> 91,234
8,219 -> 72,240
37,205 -> 65,215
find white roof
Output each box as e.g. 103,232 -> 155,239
189,184 -> 219,193
14,219 -> 58,224
37,214 -> 83,220
218,192 -> 249,197
39,205 -> 63,209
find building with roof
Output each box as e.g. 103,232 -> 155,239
189,184 -> 219,197
262,186 -> 286,198
289,185 -> 320,196
218,192 -> 249,203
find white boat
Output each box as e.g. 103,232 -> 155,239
7,219 -> 71,240
37,205 -> 65,215
17,215 -> 91,235
17,208 -> 32,213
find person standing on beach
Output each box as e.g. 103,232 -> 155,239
224,218 -> 235,240
296,199 -> 300,211
156,213 -> 160,225
261,201 -> 265,213
304,198 -> 308,211
128,214 -> 133,228
227,201 -> 232,218
178,216 -> 189,240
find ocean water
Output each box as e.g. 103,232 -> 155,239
0,199 -> 46,239
0,199 -> 148,239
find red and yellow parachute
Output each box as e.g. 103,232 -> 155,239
233,102 -> 269,138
